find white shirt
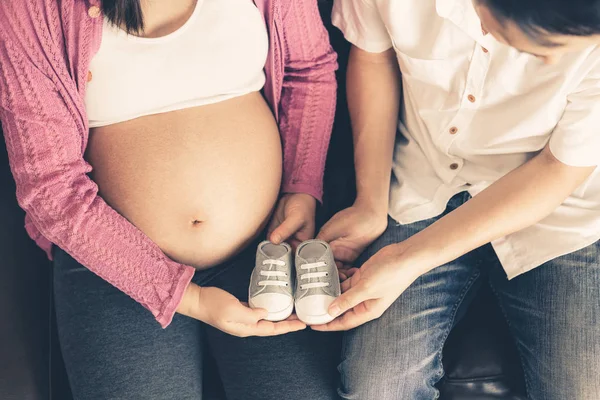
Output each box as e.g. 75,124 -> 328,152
86,0 -> 268,128
332,0 -> 600,279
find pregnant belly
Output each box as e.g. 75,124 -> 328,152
86,93 -> 282,268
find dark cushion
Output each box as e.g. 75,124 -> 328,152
440,285 -> 526,399
0,126 -> 52,400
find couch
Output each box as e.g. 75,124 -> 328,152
0,2 -> 527,399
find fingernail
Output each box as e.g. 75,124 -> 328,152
329,305 -> 341,318
272,234 -> 281,243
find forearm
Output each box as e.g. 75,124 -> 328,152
405,146 -> 596,273
348,46 -> 401,213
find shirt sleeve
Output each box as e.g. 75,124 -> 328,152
549,57 -> 600,167
332,0 -> 393,53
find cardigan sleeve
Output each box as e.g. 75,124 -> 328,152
278,0 -> 338,202
0,2 -> 194,328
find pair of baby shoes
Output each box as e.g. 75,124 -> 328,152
249,239 -> 340,325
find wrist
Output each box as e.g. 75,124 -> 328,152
353,196 -> 389,221
397,236 -> 444,276
283,192 -> 317,203
283,193 -> 317,211
355,182 -> 390,214
177,282 -> 204,319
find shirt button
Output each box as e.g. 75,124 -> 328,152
87,71 -> 93,82
449,126 -> 458,135
468,94 -> 476,103
482,47 -> 488,53
88,5 -> 101,18
450,163 -> 459,170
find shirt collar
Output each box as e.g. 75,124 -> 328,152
436,0 -> 459,21
436,0 -> 494,47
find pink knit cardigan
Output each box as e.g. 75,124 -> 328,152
0,0 -> 337,327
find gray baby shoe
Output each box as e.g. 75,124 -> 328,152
294,239 -> 341,325
248,241 -> 294,321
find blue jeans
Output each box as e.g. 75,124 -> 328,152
53,238 -> 341,400
338,192 -> 600,400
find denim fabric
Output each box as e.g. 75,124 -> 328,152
54,239 -> 341,400
338,192 -> 600,400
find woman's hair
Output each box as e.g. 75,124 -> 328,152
481,0 -> 600,42
101,0 -> 144,33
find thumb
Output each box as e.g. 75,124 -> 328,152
295,218 -> 316,243
317,215 -> 349,243
328,285 -> 370,318
237,302 -> 269,324
270,212 -> 304,244
250,307 -> 269,322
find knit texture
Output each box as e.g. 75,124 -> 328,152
0,0 -> 337,327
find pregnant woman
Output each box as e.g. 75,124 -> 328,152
0,0 -> 339,399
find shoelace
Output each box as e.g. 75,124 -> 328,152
300,261 -> 329,290
257,259 -> 289,287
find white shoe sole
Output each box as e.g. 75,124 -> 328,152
249,298 -> 294,322
295,310 -> 335,325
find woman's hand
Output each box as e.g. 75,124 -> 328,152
311,243 -> 426,332
177,283 -> 306,337
316,203 -> 388,269
268,193 -> 317,248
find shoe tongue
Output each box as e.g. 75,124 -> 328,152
298,242 -> 327,265
261,243 -> 288,260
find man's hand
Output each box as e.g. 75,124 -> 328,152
311,243 -> 423,332
177,284 -> 306,337
317,203 -> 388,269
268,193 -> 317,248
314,146 -> 597,332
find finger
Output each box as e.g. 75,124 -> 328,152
295,220 -> 316,243
270,213 -> 304,244
338,270 -> 348,281
266,206 -> 285,240
311,308 -> 375,331
345,268 -> 359,278
341,279 -> 352,293
253,319 -> 307,336
338,266 -> 358,280
327,285 -> 371,318
252,307 -> 270,321
316,216 -> 348,243
266,218 -> 280,241
329,242 -> 361,265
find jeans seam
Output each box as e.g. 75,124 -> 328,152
431,269 -> 481,386
488,282 -> 532,398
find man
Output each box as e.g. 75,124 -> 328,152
313,0 -> 600,398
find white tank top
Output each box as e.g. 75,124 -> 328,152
85,0 -> 269,128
